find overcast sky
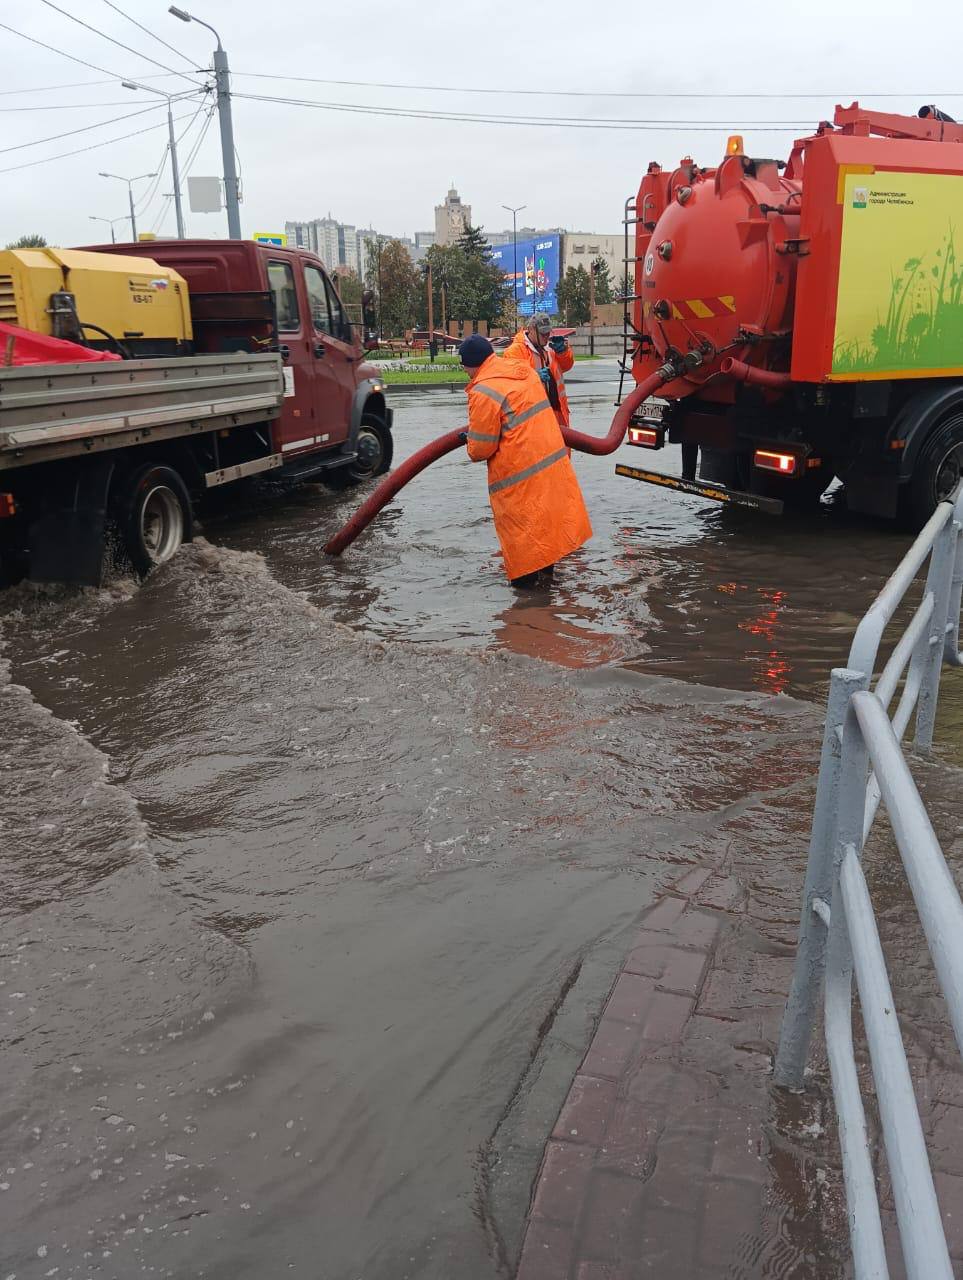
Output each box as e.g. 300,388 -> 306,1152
2,0 -> 960,249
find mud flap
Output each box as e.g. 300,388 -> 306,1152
28,459 -> 116,586
615,463 -> 784,515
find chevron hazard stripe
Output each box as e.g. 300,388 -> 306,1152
643,296 -> 737,321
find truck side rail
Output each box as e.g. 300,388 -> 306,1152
0,353 -> 283,469
774,485 -> 963,1278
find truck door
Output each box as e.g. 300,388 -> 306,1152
267,258 -> 317,456
303,264 -> 355,447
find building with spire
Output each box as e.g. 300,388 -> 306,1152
434,187 -> 471,246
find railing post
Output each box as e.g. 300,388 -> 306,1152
774,667 -> 869,1090
944,513 -> 963,667
822,852 -> 889,1279
914,508 -> 958,750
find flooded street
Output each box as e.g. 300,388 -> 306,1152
3,367 -> 962,1278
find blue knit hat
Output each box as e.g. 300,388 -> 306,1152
459,335 -> 494,367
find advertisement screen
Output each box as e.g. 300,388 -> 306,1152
489,235 -> 560,316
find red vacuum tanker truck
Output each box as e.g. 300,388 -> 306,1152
618,101 -> 963,522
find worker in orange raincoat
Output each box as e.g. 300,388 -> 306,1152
502,312 -> 574,428
459,334 -> 592,587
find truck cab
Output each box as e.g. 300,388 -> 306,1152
86,239 -> 392,482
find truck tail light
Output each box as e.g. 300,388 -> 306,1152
0,493 -> 15,518
754,449 -> 798,476
628,425 -> 663,448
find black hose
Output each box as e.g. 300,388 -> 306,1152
80,322 -> 131,360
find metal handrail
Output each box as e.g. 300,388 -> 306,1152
774,484 -> 963,1278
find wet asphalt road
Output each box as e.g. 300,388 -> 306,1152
2,367 -> 962,1278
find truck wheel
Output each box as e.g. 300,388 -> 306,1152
327,414 -> 393,489
905,412 -> 963,525
120,463 -> 193,576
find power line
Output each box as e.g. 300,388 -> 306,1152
134,143 -> 172,216
2,69 -> 961,104
232,91 -> 813,131
140,99 -> 207,223
0,101 -> 164,111
0,111 -> 196,176
151,104 -> 215,234
98,0 -> 203,71
36,0 -> 203,89
0,101 -> 168,156
0,75 -> 188,96
0,19 -> 127,79
232,71 -> 963,102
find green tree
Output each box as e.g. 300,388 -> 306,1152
614,271 -> 633,303
374,238 -> 421,337
556,265 -> 591,325
460,254 -> 509,325
457,222 -> 490,257
421,237 -> 508,329
5,234 -> 47,249
591,255 -> 613,305
331,267 -> 362,307
416,243 -> 461,333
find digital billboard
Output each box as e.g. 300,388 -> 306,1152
489,234 -> 560,317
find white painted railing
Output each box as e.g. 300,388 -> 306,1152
775,485 -> 963,1279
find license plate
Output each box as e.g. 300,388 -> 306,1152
637,398 -> 664,422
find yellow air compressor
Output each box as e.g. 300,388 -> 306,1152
0,247 -> 192,356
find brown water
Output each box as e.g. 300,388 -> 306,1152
2,369 -> 960,1278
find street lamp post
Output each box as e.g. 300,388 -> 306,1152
423,262 -> 435,363
502,203 -> 526,330
169,7 -> 241,239
98,171 -> 156,240
88,215 -> 126,244
122,81 -> 188,238
589,260 -> 598,357
377,236 -> 383,341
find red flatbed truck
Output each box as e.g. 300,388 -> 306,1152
0,240 -> 392,584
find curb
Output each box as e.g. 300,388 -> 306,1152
382,381 -> 466,395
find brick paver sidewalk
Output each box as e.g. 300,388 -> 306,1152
509,743 -> 963,1280
513,864 -> 851,1280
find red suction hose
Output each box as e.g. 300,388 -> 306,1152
324,427 -> 466,555
720,357 -> 791,390
324,365 -> 673,557
560,366 -> 672,455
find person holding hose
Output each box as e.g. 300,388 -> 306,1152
459,335 -> 592,588
503,312 -> 574,429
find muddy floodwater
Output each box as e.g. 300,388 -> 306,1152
2,365 -> 962,1278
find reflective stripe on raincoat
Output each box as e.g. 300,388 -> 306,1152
502,329 -> 574,428
465,353 -> 592,580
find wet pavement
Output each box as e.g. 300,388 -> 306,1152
2,370 -> 962,1278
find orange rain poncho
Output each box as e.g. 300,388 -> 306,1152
465,354 -> 592,581
502,329 -> 574,428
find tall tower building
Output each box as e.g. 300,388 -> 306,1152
434,187 -> 471,246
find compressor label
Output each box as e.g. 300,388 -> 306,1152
832,170 -> 963,378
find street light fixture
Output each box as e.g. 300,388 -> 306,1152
88,215 -> 127,244
502,203 -> 526,329
98,171 -> 156,240
168,6 -> 241,239
122,80 -> 188,239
